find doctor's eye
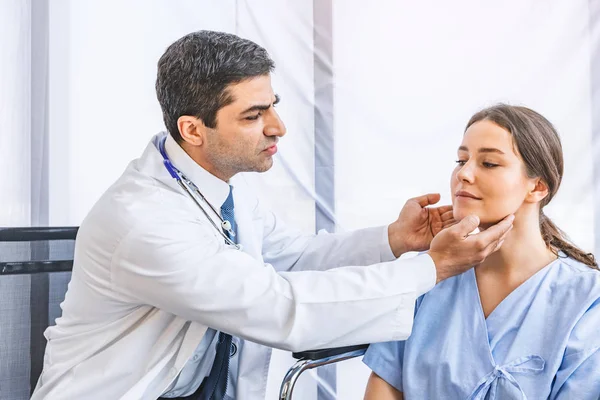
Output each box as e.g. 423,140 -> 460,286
455,160 -> 467,166
246,112 -> 262,121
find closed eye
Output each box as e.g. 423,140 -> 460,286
246,112 -> 262,121
483,162 -> 499,168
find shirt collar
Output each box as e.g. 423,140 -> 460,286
162,132 -> 231,210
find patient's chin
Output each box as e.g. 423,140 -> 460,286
453,208 -> 480,222
454,210 -> 499,228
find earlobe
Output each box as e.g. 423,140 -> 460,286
177,116 -> 205,146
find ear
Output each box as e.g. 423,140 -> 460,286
177,115 -> 208,146
524,178 -> 549,204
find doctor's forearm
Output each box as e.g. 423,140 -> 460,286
113,222 -> 435,352
221,255 -> 435,352
273,226 -> 395,273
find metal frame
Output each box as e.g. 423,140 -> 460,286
279,347 -> 367,400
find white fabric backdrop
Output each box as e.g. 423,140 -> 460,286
1,2 -> 34,398
333,1 -> 597,395
1,0 -> 598,398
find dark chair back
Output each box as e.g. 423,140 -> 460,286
0,227 -> 77,399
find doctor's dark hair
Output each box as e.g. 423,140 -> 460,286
155,30 -> 275,142
466,104 -> 597,269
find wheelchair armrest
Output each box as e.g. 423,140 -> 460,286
292,344 -> 369,360
280,345 -> 371,399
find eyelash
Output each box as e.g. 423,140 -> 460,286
455,160 -> 499,168
246,112 -> 262,121
245,101 -> 278,121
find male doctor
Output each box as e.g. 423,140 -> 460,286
33,31 -> 513,400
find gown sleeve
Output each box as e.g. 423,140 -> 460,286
550,297 -> 600,399
362,296 -> 424,392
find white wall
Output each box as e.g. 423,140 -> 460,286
333,0 -> 596,395
1,0 -> 31,226
334,0 -> 594,248
48,0 -> 237,225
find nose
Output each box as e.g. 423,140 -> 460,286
456,160 -> 475,184
264,109 -> 287,138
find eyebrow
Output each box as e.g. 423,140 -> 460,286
458,146 -> 505,155
240,94 -> 280,114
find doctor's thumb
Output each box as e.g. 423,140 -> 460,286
454,215 -> 480,238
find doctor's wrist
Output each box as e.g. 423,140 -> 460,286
387,223 -> 408,258
427,250 -> 451,284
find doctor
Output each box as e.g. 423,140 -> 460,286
33,31 -> 513,400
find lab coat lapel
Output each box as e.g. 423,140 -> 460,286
231,185 -> 262,261
227,181 -> 272,399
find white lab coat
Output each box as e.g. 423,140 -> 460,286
32,133 -> 436,400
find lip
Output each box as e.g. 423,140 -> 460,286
263,144 -> 278,156
455,190 -> 482,200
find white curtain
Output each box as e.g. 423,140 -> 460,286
1,0 -> 31,226
1,1 -> 41,398
333,1 -> 598,395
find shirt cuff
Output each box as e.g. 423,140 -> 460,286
380,225 -> 397,262
410,253 -> 437,296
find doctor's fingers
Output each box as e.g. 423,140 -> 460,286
451,215 -> 480,238
411,193 -> 441,207
478,229 -> 511,260
468,215 -> 514,253
441,218 -> 458,229
439,208 -> 454,221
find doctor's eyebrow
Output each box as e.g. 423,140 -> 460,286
458,146 -> 505,155
240,94 -> 280,114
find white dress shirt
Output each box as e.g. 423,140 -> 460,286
32,132 -> 436,400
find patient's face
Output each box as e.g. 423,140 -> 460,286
451,120 -> 534,226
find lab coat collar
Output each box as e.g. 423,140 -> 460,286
160,132 -> 231,211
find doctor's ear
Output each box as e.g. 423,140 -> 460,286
177,116 -> 208,146
525,178 -> 549,204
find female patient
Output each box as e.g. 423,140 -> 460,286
363,104 -> 600,399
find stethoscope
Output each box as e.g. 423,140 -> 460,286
157,136 -> 242,250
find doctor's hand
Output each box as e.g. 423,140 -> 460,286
428,214 -> 514,283
387,193 -> 456,257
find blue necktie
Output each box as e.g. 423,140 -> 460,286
196,187 -> 236,400
220,186 -> 237,242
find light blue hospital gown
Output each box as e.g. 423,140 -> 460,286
363,256 -> 600,399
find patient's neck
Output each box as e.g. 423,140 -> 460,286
478,210 -> 557,280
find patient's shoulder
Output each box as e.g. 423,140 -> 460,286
416,269 -> 468,308
554,256 -> 600,280
550,256 -> 600,301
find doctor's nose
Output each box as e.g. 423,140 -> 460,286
264,111 -> 287,138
